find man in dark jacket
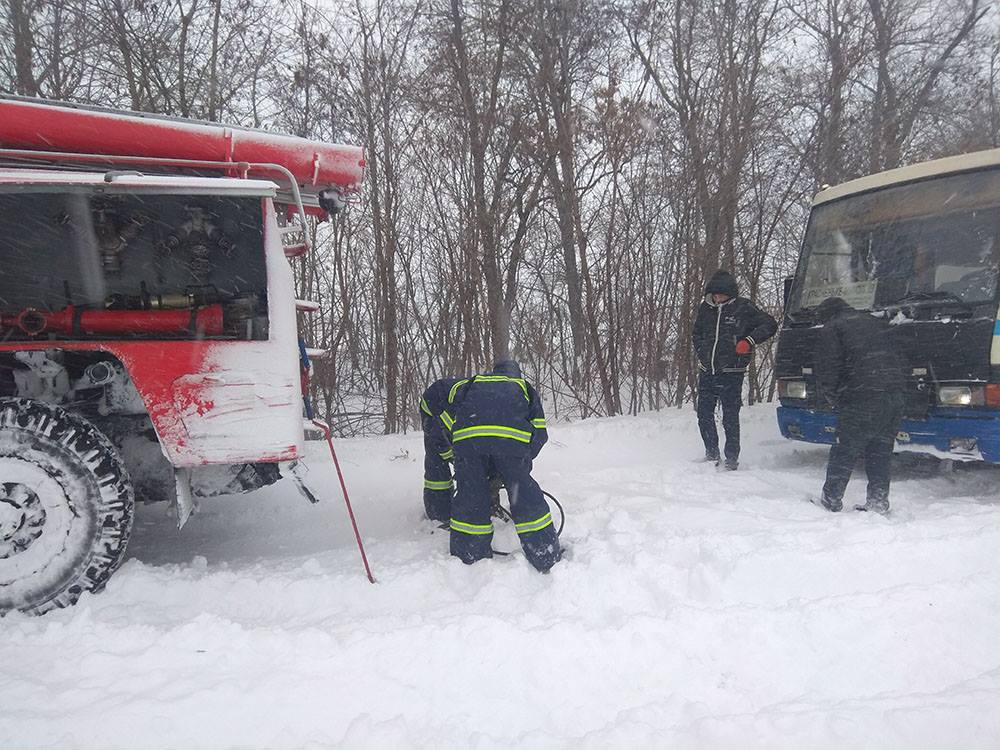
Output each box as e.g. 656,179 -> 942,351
419,377 -> 464,523
692,270 -> 778,469
814,297 -> 905,514
441,359 -> 559,572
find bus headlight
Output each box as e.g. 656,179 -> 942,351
938,385 -> 985,407
778,380 -> 808,399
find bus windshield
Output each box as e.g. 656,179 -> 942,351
791,168 -> 1000,314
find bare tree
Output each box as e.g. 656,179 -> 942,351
867,0 -> 985,171
4,0 -> 994,432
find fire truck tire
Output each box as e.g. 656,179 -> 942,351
0,399 -> 134,614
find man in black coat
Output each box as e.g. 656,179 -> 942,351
440,359 -> 559,572
814,297 -> 906,514
692,270 -> 778,469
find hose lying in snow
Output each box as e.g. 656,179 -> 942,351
490,489 -> 564,537
543,490 -> 565,537
438,486 -> 566,547
487,487 -> 564,558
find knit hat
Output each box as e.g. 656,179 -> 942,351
705,270 -> 738,297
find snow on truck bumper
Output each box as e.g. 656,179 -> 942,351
778,405 -> 1000,462
172,371 -> 301,464
99,339 -> 301,466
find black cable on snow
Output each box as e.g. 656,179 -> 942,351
438,485 -> 566,558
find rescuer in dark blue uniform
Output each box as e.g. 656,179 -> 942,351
692,270 -> 778,469
419,377 -> 463,523
814,297 -> 905,514
441,360 -> 559,572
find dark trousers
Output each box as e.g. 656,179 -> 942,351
451,451 -> 560,572
823,396 -> 903,505
423,433 -> 453,523
697,372 -> 744,461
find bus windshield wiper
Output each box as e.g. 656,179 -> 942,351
785,306 -> 817,325
892,290 -> 973,310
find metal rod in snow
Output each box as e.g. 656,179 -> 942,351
313,419 -> 376,584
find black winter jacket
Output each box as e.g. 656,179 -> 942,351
814,298 -> 905,408
692,271 -> 778,375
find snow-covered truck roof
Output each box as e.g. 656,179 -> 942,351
0,169 -> 278,195
814,147 -> 1000,206
0,95 -> 365,218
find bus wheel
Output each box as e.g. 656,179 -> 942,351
0,399 -> 134,615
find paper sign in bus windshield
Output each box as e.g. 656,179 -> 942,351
801,279 -> 877,310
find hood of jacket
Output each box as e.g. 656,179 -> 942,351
491,359 -> 523,378
705,270 -> 738,299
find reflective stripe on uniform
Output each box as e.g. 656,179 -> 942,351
515,512 -> 552,535
452,425 -> 531,443
439,449 -> 454,460
420,398 -> 433,417
448,374 -> 529,402
471,375 -> 529,400
450,519 -> 494,535
440,410 -> 456,430
424,478 -> 454,491
448,379 -> 471,404
531,418 -> 546,429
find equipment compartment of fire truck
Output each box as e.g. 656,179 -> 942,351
0,187 -> 269,342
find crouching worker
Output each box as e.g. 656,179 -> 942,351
441,360 -> 560,572
419,377 -> 464,523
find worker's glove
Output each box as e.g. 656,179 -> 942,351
735,338 -> 752,355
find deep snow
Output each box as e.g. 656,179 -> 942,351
3,404 -> 1000,749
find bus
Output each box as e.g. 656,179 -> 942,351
775,149 -> 1000,463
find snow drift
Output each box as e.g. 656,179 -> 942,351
3,404 -> 1000,749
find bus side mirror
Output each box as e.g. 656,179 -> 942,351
783,276 -> 794,311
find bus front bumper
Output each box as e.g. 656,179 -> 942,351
777,405 -> 1000,463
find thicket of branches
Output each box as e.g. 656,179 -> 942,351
3,0 -> 996,433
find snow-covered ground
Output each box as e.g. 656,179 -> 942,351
4,404 -> 1000,749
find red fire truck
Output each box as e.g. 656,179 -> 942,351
0,96 -> 365,613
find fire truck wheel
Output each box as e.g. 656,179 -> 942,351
0,399 -> 134,615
